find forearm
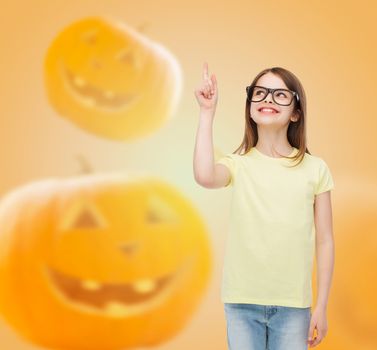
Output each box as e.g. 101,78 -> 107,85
315,238 -> 335,310
193,110 -> 216,184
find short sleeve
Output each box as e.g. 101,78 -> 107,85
314,159 -> 335,195
215,154 -> 236,187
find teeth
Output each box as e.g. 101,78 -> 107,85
73,76 -> 86,87
260,108 -> 277,113
104,301 -> 130,316
133,279 -> 156,293
83,97 -> 96,106
81,280 -> 102,291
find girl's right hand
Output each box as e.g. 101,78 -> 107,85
194,62 -> 218,112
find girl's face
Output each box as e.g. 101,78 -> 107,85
249,72 -> 299,127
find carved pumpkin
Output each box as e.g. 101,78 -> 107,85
44,17 -> 182,140
0,174 -> 211,349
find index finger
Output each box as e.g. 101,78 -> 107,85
202,62 -> 209,80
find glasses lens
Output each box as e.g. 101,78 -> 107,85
273,89 -> 294,106
251,87 -> 267,102
249,87 -> 294,106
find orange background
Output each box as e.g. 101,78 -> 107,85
0,0 -> 376,349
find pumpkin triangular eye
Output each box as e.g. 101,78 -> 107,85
146,195 -> 178,224
146,210 -> 161,224
115,48 -> 134,64
73,207 -> 99,229
81,29 -> 98,45
59,198 -> 107,231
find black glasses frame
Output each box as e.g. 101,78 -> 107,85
246,85 -> 300,106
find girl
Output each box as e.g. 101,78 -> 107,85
193,63 -> 335,350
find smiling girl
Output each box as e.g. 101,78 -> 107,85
193,63 -> 335,350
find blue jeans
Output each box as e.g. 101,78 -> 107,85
224,302 -> 311,350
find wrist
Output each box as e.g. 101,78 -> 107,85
315,302 -> 328,311
200,108 -> 216,117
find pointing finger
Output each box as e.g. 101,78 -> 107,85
202,62 -> 209,80
211,74 -> 216,90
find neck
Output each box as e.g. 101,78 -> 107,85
255,126 -> 293,157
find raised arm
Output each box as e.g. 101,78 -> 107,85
193,62 -> 231,188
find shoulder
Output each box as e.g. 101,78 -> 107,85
305,152 -> 335,194
302,152 -> 330,168
306,154 -> 328,168
216,151 -> 242,163
215,152 -> 245,179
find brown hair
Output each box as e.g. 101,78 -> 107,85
233,67 -> 311,166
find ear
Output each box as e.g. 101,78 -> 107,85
291,110 -> 301,122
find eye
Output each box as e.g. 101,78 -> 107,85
71,207 -> 101,229
254,88 -> 265,95
58,199 -> 108,231
276,91 -> 288,97
146,195 -> 179,225
81,30 -> 98,45
146,209 -> 163,224
115,48 -> 135,64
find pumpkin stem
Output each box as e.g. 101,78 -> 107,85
75,154 -> 93,174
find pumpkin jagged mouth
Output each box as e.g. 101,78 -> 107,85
43,255 -> 195,317
60,62 -> 140,110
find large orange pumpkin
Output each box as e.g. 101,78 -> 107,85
0,173 -> 211,349
44,17 -> 182,141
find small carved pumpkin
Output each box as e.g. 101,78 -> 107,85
44,17 -> 182,141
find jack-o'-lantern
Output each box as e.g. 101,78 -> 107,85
0,173 -> 211,349
44,17 -> 182,141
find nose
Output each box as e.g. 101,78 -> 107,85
90,58 -> 102,69
264,91 -> 274,103
119,241 -> 139,255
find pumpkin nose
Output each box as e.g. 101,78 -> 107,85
90,58 -> 102,69
119,242 -> 139,255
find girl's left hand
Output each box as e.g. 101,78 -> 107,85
307,306 -> 328,347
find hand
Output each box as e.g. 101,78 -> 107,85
194,62 -> 218,112
307,306 -> 328,347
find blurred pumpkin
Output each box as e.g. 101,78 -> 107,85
44,17 -> 182,141
311,179 -> 377,349
0,173 -> 211,350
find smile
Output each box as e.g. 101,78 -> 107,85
60,61 -> 140,111
43,255 -> 195,318
259,108 -> 279,114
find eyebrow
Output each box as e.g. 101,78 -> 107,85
255,85 -> 289,90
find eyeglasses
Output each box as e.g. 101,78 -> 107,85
246,85 -> 299,106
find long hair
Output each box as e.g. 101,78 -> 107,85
233,67 -> 310,166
